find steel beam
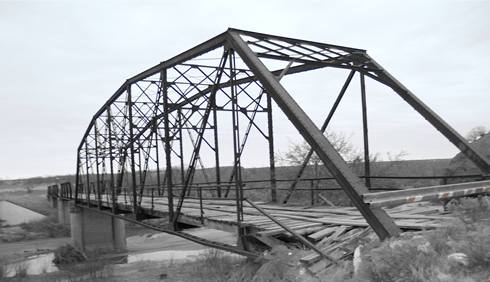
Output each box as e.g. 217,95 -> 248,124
228,30 -> 401,239
127,85 -> 139,217
162,69 -> 175,227
360,73 -> 371,188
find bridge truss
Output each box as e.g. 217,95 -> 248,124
75,28 -> 490,245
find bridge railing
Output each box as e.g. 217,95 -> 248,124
69,172 -> 486,212
47,182 -> 73,199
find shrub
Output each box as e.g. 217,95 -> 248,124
53,244 -> 86,265
348,196 -> 490,282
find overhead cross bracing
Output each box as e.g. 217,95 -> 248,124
74,28 -> 490,259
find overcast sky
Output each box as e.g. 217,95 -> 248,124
0,0 -> 489,179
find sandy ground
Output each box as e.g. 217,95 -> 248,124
127,227 -> 236,253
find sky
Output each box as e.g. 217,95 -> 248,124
0,0 -> 489,179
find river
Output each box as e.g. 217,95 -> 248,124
0,200 -> 46,226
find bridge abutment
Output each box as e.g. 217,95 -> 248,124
70,206 -> 126,252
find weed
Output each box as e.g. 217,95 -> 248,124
173,249 -> 246,282
343,196 -> 490,282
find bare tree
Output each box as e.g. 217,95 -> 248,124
279,131 -> 360,166
466,126 -> 489,143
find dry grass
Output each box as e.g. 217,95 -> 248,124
173,249 -> 246,282
19,217 -> 70,239
326,196 -> 490,282
0,190 -> 54,216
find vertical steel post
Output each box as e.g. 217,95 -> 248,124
137,140 -> 143,196
127,85 -> 139,218
267,93 -> 277,203
84,141 -> 91,206
199,185 -> 204,223
230,50 -> 245,241
155,126 -> 162,197
178,109 -> 185,188
107,108 -> 116,213
360,73 -> 371,189
212,99 -> 222,197
310,179 -> 314,206
75,152 -> 81,203
93,122 -> 102,208
162,69 -> 175,227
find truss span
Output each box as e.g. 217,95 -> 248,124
74,28 -> 490,250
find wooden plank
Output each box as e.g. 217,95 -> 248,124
308,226 -> 337,241
258,222 -> 323,236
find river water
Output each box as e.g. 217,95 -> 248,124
0,200 -> 46,225
0,201 -> 239,278
2,248 -> 230,278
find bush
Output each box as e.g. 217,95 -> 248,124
348,196 -> 490,282
53,245 -> 86,265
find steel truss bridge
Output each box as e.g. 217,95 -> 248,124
69,28 -> 490,263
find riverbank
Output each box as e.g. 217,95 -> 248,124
0,226 -> 239,279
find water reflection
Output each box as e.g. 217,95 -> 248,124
0,200 -> 46,225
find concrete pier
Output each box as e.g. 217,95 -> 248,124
57,199 -> 71,225
70,206 -> 126,252
48,197 -> 58,209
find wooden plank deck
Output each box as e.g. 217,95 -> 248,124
82,194 -> 455,236
78,193 -> 462,274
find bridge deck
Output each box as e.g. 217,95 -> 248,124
81,194 -> 455,235
76,194 -> 457,274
